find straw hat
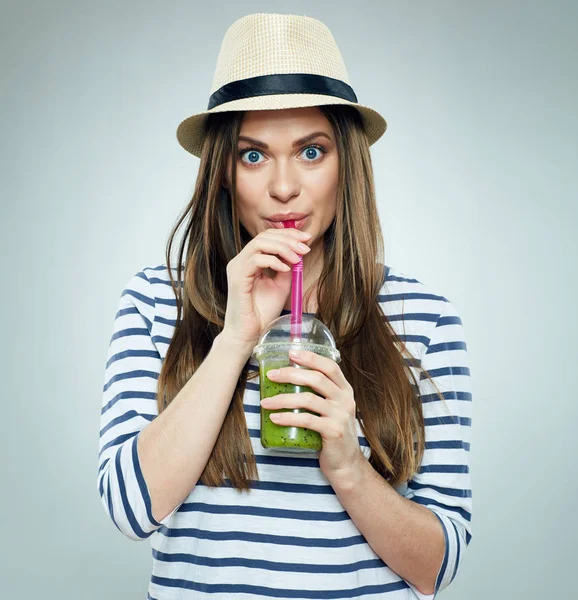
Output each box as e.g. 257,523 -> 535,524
176,13 -> 387,157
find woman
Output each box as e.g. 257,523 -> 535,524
97,13 -> 472,600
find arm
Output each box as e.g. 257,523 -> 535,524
328,299 -> 473,597
97,269 -> 254,541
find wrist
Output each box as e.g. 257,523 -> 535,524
215,329 -> 256,360
325,452 -> 369,493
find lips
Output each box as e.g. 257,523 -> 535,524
265,216 -> 308,230
266,212 -> 308,221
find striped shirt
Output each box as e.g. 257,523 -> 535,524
97,263 -> 472,599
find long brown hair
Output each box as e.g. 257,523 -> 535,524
157,105 -> 447,490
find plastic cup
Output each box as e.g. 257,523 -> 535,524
252,314 -> 341,452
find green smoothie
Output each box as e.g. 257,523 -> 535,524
259,357 -> 322,451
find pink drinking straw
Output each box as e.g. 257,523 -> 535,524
282,220 -> 303,340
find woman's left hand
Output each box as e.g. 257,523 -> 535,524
261,349 -> 366,482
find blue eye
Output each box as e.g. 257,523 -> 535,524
302,146 -> 323,160
238,144 -> 327,166
241,149 -> 263,164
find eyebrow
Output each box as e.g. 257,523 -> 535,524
237,131 -> 332,149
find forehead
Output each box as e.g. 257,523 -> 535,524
239,106 -> 332,135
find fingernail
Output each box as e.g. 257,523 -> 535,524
267,369 -> 280,378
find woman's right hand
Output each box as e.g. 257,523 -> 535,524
222,227 -> 313,347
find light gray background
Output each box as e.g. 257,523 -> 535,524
2,1 -> 576,598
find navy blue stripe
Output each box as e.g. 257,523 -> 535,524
376,292 -> 446,303
425,340 -> 468,354
159,526 -> 366,548
178,502 -> 350,522
150,575 -> 408,599
115,306 -> 139,318
152,335 -> 173,345
99,411 -> 154,438
438,315 -> 462,327
254,455 -> 319,468
386,274 -> 421,283
154,315 -> 178,326
386,312 -> 439,324
408,481 -> 472,498
152,548 -> 385,573
121,288 -> 155,307
450,519 -> 461,583
98,457 -> 110,474
424,416 -> 471,427
147,264 -> 177,271
115,441 -> 151,539
102,369 -> 159,393
101,390 -> 157,415
432,511 -> 449,593
396,333 -> 430,345
421,366 -> 470,379
149,277 -> 184,287
106,349 -> 159,369
155,297 -> 177,306
99,431 -> 139,458
105,473 -> 122,533
197,479 -> 336,495
132,433 -> 162,527
110,327 -> 150,343
119,307 -> 152,332
421,390 -> 472,403
403,356 -> 422,369
99,468 -> 105,498
409,496 -> 472,522
419,464 -> 469,474
426,440 -> 470,452
114,306 -> 153,332
466,530 -> 472,545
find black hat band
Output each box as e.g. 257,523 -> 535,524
207,73 -> 358,110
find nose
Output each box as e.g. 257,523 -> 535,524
268,160 -> 300,202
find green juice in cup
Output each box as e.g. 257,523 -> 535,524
252,314 -> 341,453
259,357 -> 322,451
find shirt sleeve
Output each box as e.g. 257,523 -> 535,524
96,268 -> 180,541
403,298 -> 473,598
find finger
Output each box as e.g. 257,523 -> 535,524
266,364 -> 340,400
261,392 -> 332,417
252,236 -> 310,265
284,349 -> 351,392
251,254 -> 292,273
269,410 -> 327,434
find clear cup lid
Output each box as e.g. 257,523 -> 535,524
251,314 -> 341,363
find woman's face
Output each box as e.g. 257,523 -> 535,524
224,107 -> 339,262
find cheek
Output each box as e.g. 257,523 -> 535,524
234,179 -> 263,235
313,156 -> 339,194
235,162 -> 266,194
313,165 -> 338,208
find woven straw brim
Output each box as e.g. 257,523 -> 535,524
176,93 -> 387,158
